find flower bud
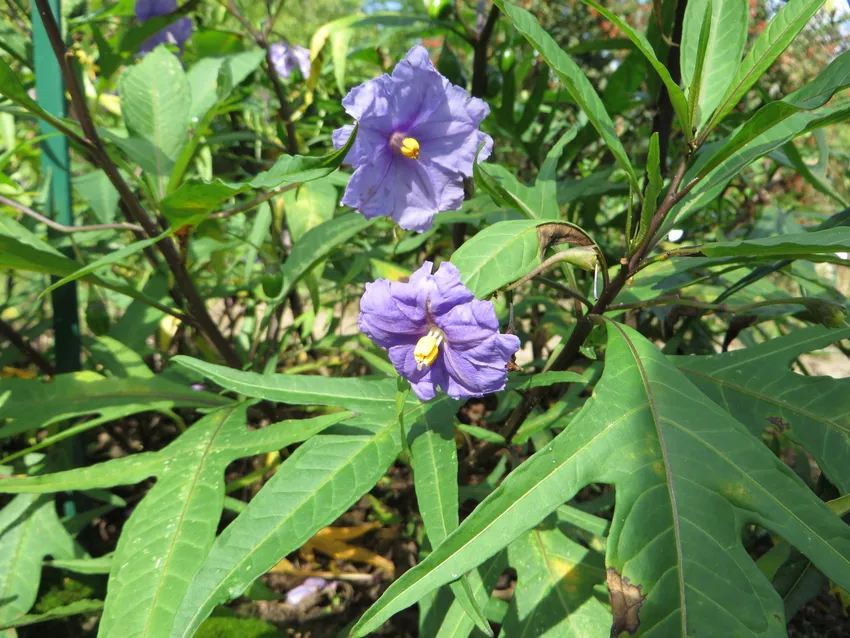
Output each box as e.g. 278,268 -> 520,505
806,299 -> 848,329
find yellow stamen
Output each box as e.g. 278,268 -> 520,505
399,137 -> 420,160
414,328 -> 444,370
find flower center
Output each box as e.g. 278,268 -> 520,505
414,327 -> 444,370
390,132 -> 420,160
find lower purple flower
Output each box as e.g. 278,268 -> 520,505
135,0 -> 192,55
359,261 -> 520,401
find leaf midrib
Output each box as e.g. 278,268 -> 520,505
611,321 -> 688,637
140,406 -> 237,638
678,366 -> 850,436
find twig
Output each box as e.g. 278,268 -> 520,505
33,0 -> 242,368
471,4 -> 499,99
536,277 -> 593,310
0,194 -> 144,234
209,183 -> 298,220
0,318 -> 55,375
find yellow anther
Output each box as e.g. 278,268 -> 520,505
400,137 -> 420,160
414,328 -> 444,370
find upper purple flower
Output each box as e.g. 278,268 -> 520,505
332,45 -> 493,232
270,42 -> 312,80
359,261 -> 520,401
135,0 -> 192,55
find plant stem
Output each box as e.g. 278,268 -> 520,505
32,0 -> 242,368
0,194 -> 145,234
0,318 -> 55,375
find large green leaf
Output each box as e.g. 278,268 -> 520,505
499,523 -> 609,637
676,326 -> 850,493
350,321 -> 850,636
186,50 -> 265,121
451,219 -> 593,298
699,49 -> 850,178
706,0 -> 826,132
493,0 -> 640,193
699,227 -> 850,258
680,0 -> 748,130
149,368 -> 457,637
118,46 -> 191,192
0,405 -> 351,638
0,371 -> 230,440
410,401 -> 491,636
275,213 -> 372,303
0,495 -> 82,630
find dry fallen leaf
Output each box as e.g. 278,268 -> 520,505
297,522 -> 395,574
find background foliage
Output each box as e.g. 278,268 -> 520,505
2,0 -> 850,636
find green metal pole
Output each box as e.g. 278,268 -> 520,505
31,0 -> 80,374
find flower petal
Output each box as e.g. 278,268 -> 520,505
341,75 -> 394,133
433,299 -> 499,346
358,279 -> 427,349
441,333 -> 520,398
388,344 -> 449,401
333,125 -> 392,167
429,262 -> 475,315
340,153 -> 395,218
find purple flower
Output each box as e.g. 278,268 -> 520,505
269,42 -> 312,80
135,0 -> 192,55
285,577 -> 328,605
332,45 -> 493,232
359,261 -> 520,401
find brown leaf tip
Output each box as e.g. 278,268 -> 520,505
607,567 -> 647,637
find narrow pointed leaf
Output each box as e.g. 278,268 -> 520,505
707,0 -> 826,131
493,0 -> 640,193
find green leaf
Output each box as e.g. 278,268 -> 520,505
421,553 -> 507,637
171,356 -> 397,413
494,0 -> 640,193
680,0 -> 748,130
774,139 -> 847,207
46,555 -> 113,575
500,523 -> 609,637
0,599 -> 103,631
635,133 -> 663,247
534,124 -> 583,220
0,56 -> 75,135
451,219 -> 593,298
72,170 -> 122,224
38,230 -> 173,299
685,0 -> 714,131
410,403 -> 493,637
0,405 -> 351,638
186,50 -> 265,121
665,99 -> 850,231
235,125 -> 358,191
473,159 -> 537,219
0,371 -> 230,440
578,0 -> 690,139
699,227 -> 850,258
0,495 -> 81,628
698,49 -> 850,178
706,0 -> 826,132
456,424 -> 506,445
167,396 -> 454,637
285,178 -> 338,243
160,182 -> 244,228
118,46 -> 191,191
350,321 -> 850,636
676,326 -> 850,493
275,213 -> 372,303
